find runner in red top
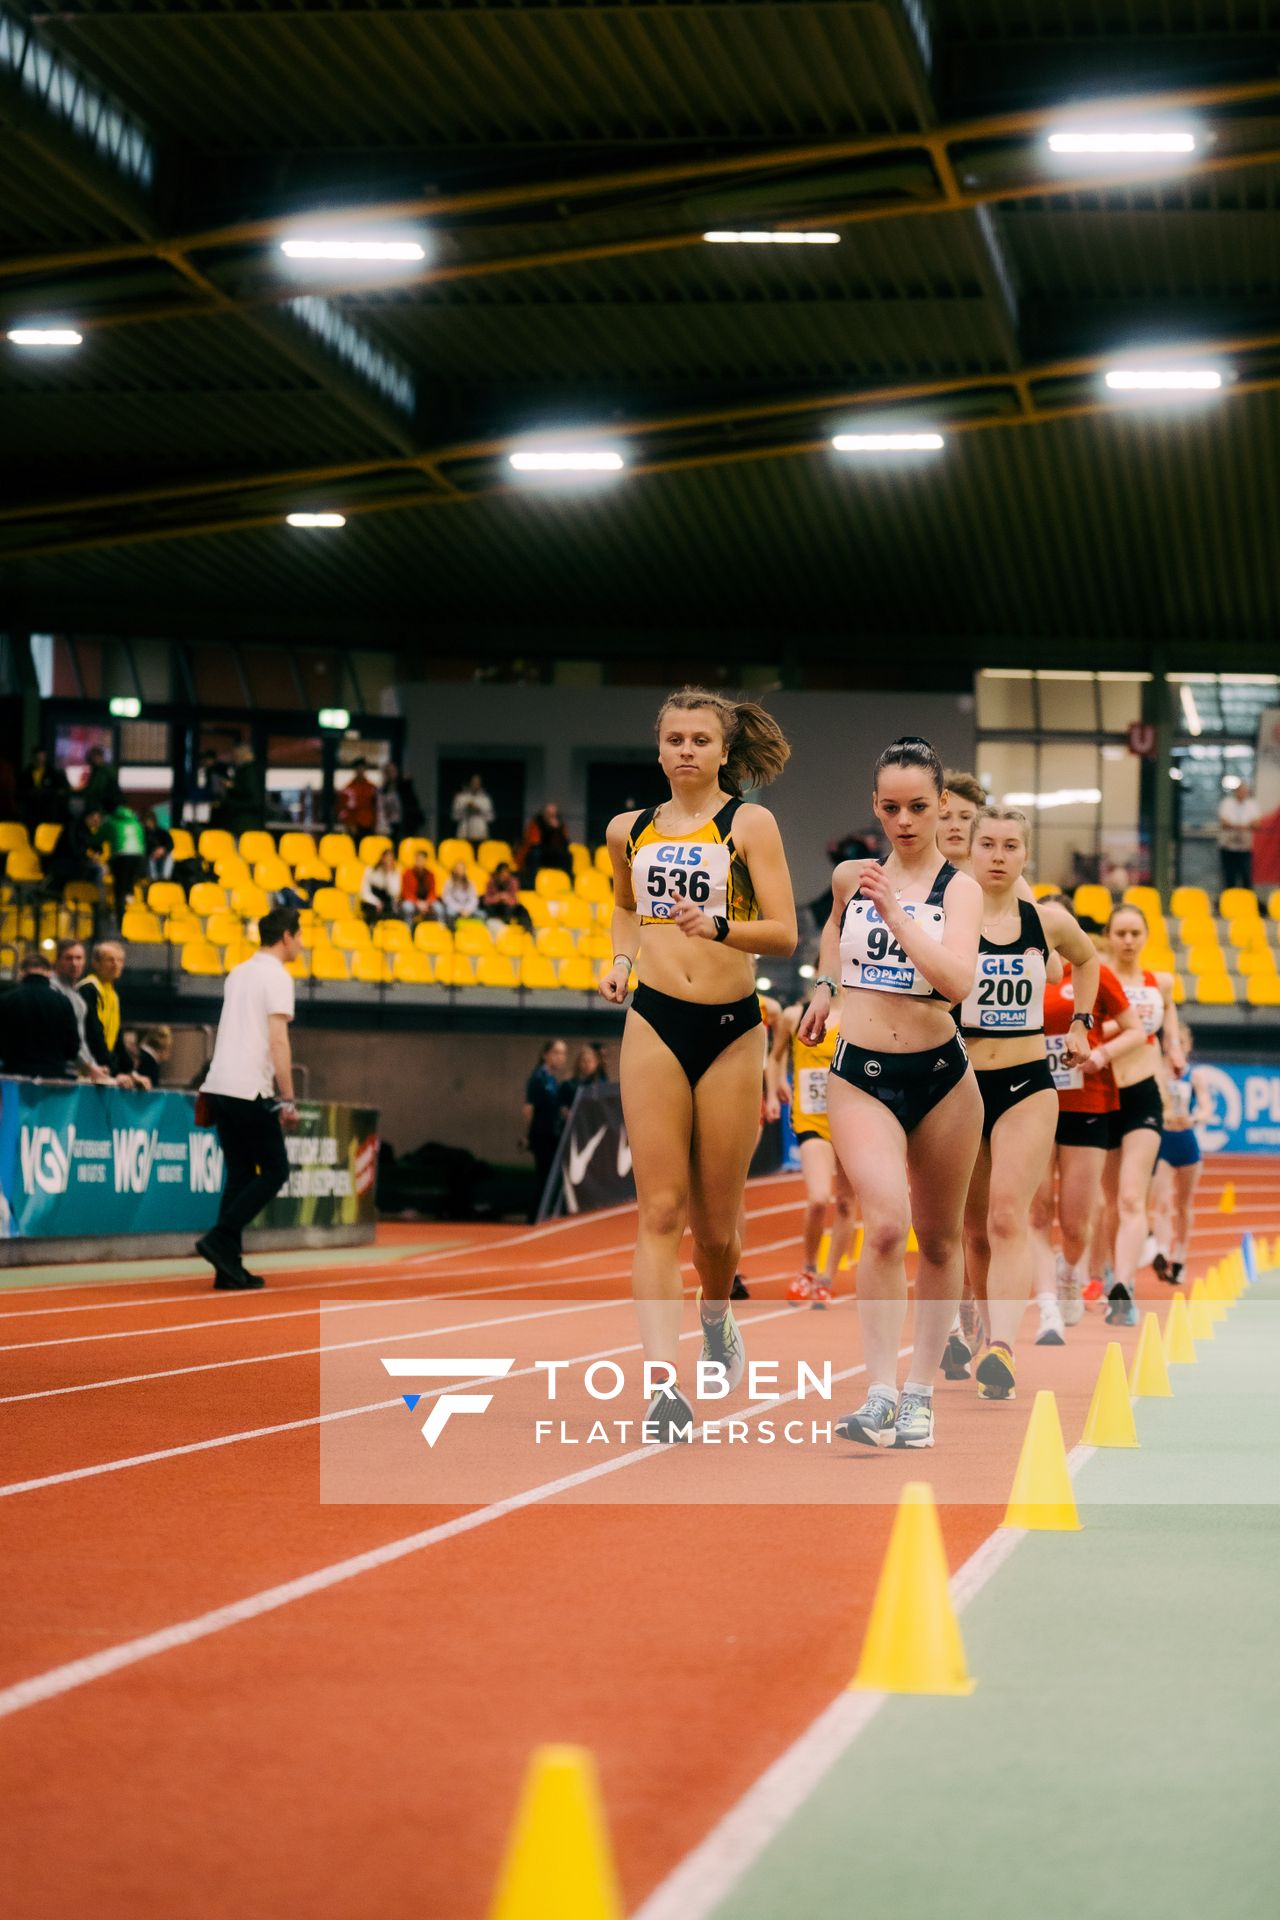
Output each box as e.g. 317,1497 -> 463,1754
1029,960 -> 1145,1329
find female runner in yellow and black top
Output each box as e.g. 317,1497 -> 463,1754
800,736 -> 983,1451
600,688 -> 796,1440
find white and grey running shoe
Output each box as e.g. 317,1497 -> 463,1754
836,1388 -> 898,1448
893,1389 -> 935,1450
643,1386 -> 695,1444
1035,1295 -> 1066,1345
698,1292 -> 746,1392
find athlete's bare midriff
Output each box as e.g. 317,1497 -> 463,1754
963,1032 -> 1047,1072
838,990 -> 959,1056
635,925 -> 758,1004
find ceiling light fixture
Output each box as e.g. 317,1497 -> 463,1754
1104,369 -> 1223,391
508,449 -> 625,473
832,433 -> 945,453
1047,129 -> 1196,156
702,230 -> 840,245
286,512 -> 346,528
280,238 -> 425,262
7,327 -> 83,347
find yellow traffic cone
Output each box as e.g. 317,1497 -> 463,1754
1129,1312 -> 1173,1398
1082,1343 -> 1139,1447
1003,1390 -> 1081,1530
1163,1292 -> 1197,1366
1188,1275 -> 1216,1342
489,1746 -> 623,1920
851,1224 -> 864,1265
906,1223 -> 919,1253
1219,1181 -> 1236,1214
1206,1266 -> 1228,1321
817,1230 -> 831,1271
851,1482 -> 974,1695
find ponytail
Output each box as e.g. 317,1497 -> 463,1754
656,686 -> 790,796
874,735 -> 944,793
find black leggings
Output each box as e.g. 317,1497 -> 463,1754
630,983 -> 762,1087
208,1094 -> 291,1251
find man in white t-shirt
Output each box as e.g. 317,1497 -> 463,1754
1218,780 -> 1260,893
196,907 -> 303,1290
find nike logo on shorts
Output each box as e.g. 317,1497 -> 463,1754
1010,1080 -> 1029,1093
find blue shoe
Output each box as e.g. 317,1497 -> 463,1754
1104,1285 -> 1139,1328
836,1388 -> 898,1448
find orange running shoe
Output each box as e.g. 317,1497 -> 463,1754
787,1270 -> 816,1304
1082,1278 -> 1104,1304
812,1280 -> 834,1310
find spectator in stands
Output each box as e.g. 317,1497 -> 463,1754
360,849 -> 402,923
46,804 -> 110,898
136,1025 -> 172,1089
79,745 -> 120,819
104,800 -> 147,911
20,746 -> 70,833
223,743 -> 265,835
520,1037 -> 567,1221
143,807 -> 175,881
482,861 -> 531,931
558,1043 -> 609,1115
80,938 -> 140,1085
50,940 -> 109,1082
452,772 -> 495,849
377,760 -> 425,839
1218,779 -> 1260,892
400,849 -> 441,922
338,758 -> 379,837
195,748 -> 230,823
441,859 -> 480,925
516,802 -> 572,879
196,906 -> 301,1290
0,950 -> 81,1080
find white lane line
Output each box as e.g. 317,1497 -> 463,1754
0,1288 -> 813,1499
631,1442 -> 1096,1920
0,1233 -> 805,1354
0,1329 -> 893,1720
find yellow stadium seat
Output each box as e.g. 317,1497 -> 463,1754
232,885 -> 271,920
358,835 -> 392,867
1032,882 -> 1060,901
332,860 -> 363,897
477,954 -> 520,989
6,848 -> 42,884
223,941 -> 258,970
478,839 -> 515,873
285,954 -> 310,981
34,822 -> 62,855
0,822 -> 29,854
238,831 -> 276,866
414,921 -> 453,956
569,842 -> 590,875
1194,973 -> 1236,1006
594,845 -> 612,875
253,857 -> 292,893
121,908 -> 162,944
1178,915 -> 1216,950
1171,885 -> 1211,921
1072,884 -> 1112,923
352,950 -> 393,985
189,882 -> 227,917
437,837 -> 470,870
520,954 -> 560,991
576,870 -> 613,906
1219,888 -> 1259,922
536,926 -> 576,961
181,941 -> 223,977
214,852 -> 252,887
169,827 -> 196,862
517,889 -> 551,929
279,831 -> 318,868
1228,917 -> 1268,951
579,932 -> 611,961
1172,972 -> 1186,1004
496,926 -> 532,958
312,887 -> 351,921
1186,945 -> 1226,976
373,918 -> 411,952
311,947 -> 350,982
148,880 -> 185,916
63,879 -> 100,908
198,829 -> 235,865
1239,948 -> 1278,976
319,832 -> 357,868
559,956 -> 597,992
394,951 -> 435,985
164,913 -> 201,945
436,953 -> 475,987
1246,972 -> 1280,1006
205,912 -> 243,948
333,919 -> 372,953
454,920 -> 494,958
299,922 -> 331,950
535,868 -> 571,899
553,896 -> 591,931
398,837 -> 435,866
1141,945 -> 1177,974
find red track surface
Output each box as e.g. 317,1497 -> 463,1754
3,1157 -> 1276,1920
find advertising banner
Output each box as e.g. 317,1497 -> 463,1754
0,1079 -> 378,1240
552,1082 -> 632,1218
1193,1063 -> 1280,1156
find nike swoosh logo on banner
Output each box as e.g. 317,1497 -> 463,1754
567,1125 -> 608,1186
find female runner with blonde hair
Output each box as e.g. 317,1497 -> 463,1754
600,689 -> 797,1439
801,737 -> 983,1450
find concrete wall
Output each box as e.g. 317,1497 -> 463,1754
397,685 -> 976,904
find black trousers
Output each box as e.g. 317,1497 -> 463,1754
1219,848 -> 1253,893
208,1094 -> 291,1250
530,1137 -> 559,1223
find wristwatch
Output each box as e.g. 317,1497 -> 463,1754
712,915 -> 730,943
1069,1012 -> 1094,1030
814,975 -> 838,994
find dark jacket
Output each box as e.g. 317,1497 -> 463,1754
0,975 -> 80,1079
79,976 -> 131,1075
21,762 -> 71,830
223,757 -> 265,833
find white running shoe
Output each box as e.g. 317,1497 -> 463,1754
697,1291 -> 746,1393
1035,1295 -> 1066,1345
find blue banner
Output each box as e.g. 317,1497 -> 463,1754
1194,1063 -> 1280,1155
0,1079 -> 378,1239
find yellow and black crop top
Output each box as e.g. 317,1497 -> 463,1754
626,797 -> 757,926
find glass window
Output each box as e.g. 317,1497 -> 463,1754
267,735 -> 323,828
1036,672 -> 1098,732
1098,674 -> 1150,732
976,671 -> 1034,731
